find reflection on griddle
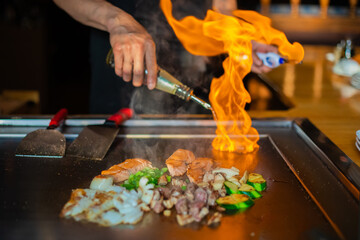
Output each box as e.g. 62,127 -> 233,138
243,73 -> 293,111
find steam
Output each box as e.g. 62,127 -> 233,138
129,0 -> 216,115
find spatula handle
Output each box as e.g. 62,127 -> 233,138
48,108 -> 68,129
107,108 -> 133,127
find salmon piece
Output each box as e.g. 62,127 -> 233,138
101,158 -> 152,182
187,158 -> 214,183
165,149 -> 195,177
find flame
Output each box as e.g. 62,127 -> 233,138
160,0 -> 304,153
212,149 -> 259,175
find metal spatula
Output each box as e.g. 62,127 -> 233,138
15,108 -> 68,158
65,108 -> 133,160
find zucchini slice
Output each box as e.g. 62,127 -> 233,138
247,173 -> 266,192
224,181 -> 240,195
239,183 -> 262,199
216,194 -> 254,210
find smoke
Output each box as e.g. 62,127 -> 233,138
129,0 -> 218,115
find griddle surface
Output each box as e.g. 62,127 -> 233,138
0,118 -> 358,239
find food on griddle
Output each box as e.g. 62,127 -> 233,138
239,183 -> 262,199
165,149 -> 195,176
137,176 -> 156,205
239,170 -> 249,184
186,157 -> 213,183
247,173 -> 267,192
163,209 -> 171,217
223,180 -> 262,199
213,167 -> 240,178
60,186 -> 147,226
216,194 -> 254,210
157,174 -> 168,185
121,167 -> 169,190
89,175 -> 114,191
211,173 -> 226,191
60,149 -> 267,228
213,167 -> 241,186
207,212 -> 222,226
101,158 -> 153,182
224,181 -> 240,195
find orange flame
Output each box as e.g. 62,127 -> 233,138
160,0 -> 304,153
213,149 -> 259,175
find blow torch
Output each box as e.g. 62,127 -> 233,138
106,49 -> 212,111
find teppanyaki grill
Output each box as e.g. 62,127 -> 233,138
0,117 -> 359,239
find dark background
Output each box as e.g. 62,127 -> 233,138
0,0 -> 358,114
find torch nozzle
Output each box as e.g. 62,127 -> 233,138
190,95 -> 212,110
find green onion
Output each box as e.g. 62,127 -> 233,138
166,175 -> 172,182
121,167 -> 168,189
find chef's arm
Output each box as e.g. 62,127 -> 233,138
53,0 -> 158,90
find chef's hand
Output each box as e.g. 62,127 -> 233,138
108,14 -> 157,90
52,0 -> 157,89
251,40 -> 279,74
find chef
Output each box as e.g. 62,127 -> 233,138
53,0 -> 277,113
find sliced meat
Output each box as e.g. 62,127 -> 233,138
186,182 -> 196,193
176,214 -> 194,226
163,198 -> 175,209
194,188 -> 208,204
157,175 -> 168,186
150,190 -> 164,214
189,201 -> 205,222
152,200 -> 164,214
101,158 -> 152,182
185,190 -> 194,201
171,188 -> 182,197
186,158 -> 214,183
207,212 -> 222,226
175,197 -> 188,215
171,178 -> 186,188
119,158 -> 152,171
198,207 -> 209,222
203,171 -> 215,183
207,191 -> 219,206
165,149 -> 195,177
157,187 -> 171,199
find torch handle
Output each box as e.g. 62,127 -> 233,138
48,108 -> 68,129
107,108 -> 133,127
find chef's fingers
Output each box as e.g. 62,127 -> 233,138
132,43 -> 145,87
252,52 -> 263,67
122,45 -> 133,83
252,40 -> 278,54
144,41 -> 157,90
252,65 -> 272,74
251,52 -> 264,74
251,65 -> 261,74
265,44 -> 278,54
113,46 -> 123,78
260,65 -> 273,73
258,44 -> 278,54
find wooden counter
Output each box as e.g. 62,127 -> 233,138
249,45 -> 360,166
